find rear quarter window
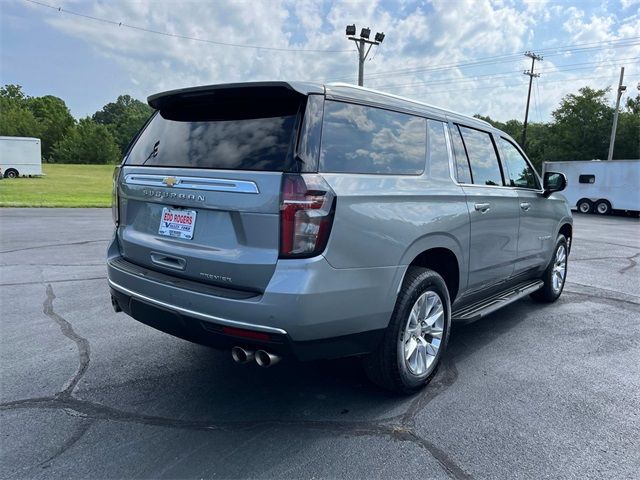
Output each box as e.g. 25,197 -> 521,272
319,101 -> 426,175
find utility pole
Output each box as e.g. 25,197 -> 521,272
521,51 -> 543,148
607,67 -> 626,161
345,25 -> 384,86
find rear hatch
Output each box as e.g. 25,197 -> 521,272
116,83 -> 319,293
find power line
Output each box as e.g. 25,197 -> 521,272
533,77 -> 542,123
394,74 -> 639,97
330,37 -> 640,81
23,0 -> 352,53
367,56 -> 640,90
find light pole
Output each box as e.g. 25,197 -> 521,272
607,67 -> 626,161
345,24 -> 384,86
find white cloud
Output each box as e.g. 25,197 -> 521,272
20,0 -> 640,121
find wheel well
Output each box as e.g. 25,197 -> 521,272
576,198 -> 592,207
409,248 -> 459,302
559,223 -> 572,252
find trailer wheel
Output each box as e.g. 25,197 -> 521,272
4,169 -> 19,179
577,199 -> 593,214
595,199 -> 611,215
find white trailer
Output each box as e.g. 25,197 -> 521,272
543,159 -> 640,214
0,136 -> 43,178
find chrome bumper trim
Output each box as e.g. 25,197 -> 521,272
124,174 -> 259,194
108,279 -> 287,335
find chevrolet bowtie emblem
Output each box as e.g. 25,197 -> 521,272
162,176 -> 179,187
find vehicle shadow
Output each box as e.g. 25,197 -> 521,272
76,298 -> 540,428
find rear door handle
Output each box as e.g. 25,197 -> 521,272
520,202 -> 531,211
474,202 -> 491,213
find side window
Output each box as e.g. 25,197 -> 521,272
320,101 -> 426,175
450,125 -> 472,183
499,138 -> 540,189
426,120 -> 451,181
579,174 -> 595,184
458,126 -> 504,186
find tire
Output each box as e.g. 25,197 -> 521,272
531,235 -> 568,303
4,169 -> 19,179
577,199 -> 593,214
595,199 -> 611,215
362,267 -> 451,394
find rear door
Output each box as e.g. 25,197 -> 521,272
449,123 -> 519,291
497,137 -> 557,273
116,85 -> 316,292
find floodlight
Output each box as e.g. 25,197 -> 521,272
375,32 -> 385,43
360,27 -> 370,39
346,24 -> 356,36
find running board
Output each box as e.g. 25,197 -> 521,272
452,280 -> 544,322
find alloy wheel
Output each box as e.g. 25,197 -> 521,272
401,290 -> 444,376
552,244 -> 567,293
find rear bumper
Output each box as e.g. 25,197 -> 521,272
110,285 -> 384,361
107,241 -> 401,360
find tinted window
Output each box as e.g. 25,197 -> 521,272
579,174 -> 595,184
126,96 -> 301,171
459,126 -> 503,186
450,125 -> 472,183
499,138 -> 539,189
427,120 -> 452,181
320,101 -> 426,174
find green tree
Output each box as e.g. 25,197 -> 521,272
51,118 -> 120,164
92,95 -> 152,154
0,84 -> 42,138
615,83 -> 640,159
625,83 -> 640,115
547,87 -> 613,160
0,84 -> 28,101
26,95 -> 75,160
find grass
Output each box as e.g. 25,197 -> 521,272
0,164 -> 115,207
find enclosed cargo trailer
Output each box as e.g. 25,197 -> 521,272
543,160 -> 639,214
0,136 -> 43,178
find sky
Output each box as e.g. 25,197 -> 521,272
1,0 -> 639,122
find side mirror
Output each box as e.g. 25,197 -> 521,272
543,171 -> 566,197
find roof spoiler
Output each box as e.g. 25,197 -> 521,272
147,81 -> 324,110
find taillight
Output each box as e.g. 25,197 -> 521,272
112,166 -> 121,225
280,174 -> 336,258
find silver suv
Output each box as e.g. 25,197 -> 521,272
108,82 -> 572,393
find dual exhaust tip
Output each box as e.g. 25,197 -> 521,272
231,346 -> 281,368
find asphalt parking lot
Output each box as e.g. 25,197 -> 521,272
1,209 -> 639,479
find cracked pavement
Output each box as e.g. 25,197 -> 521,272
1,208 -> 639,479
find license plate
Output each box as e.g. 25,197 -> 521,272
158,207 -> 196,240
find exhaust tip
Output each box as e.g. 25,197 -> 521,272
111,296 -> 122,313
231,347 -> 254,364
255,350 -> 281,368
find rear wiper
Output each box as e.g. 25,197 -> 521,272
142,141 -> 160,165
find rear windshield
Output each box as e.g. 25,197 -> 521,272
126,90 -> 303,171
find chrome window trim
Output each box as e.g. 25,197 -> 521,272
445,122 -> 545,193
109,279 -> 288,335
497,136 -> 543,192
124,174 -> 260,194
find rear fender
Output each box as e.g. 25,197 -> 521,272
394,233 -> 468,300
